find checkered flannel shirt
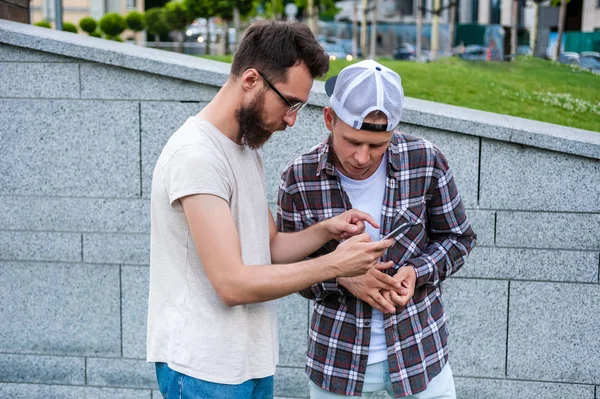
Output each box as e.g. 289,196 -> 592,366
276,132 -> 476,398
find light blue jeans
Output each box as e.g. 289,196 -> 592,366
309,361 -> 455,399
155,362 -> 274,399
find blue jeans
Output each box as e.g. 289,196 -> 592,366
155,362 -> 274,399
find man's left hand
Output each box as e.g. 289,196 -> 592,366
382,265 -> 417,309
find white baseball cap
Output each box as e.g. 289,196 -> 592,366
325,59 -> 404,132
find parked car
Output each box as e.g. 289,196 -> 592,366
393,43 -> 415,60
580,51 -> 600,62
336,38 -> 363,59
458,45 -> 487,61
579,52 -> 600,74
321,43 -> 354,62
558,52 -> 580,65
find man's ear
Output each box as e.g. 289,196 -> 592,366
323,107 -> 335,131
240,68 -> 260,92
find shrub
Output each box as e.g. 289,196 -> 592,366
144,8 -> 170,39
99,12 -> 127,38
79,17 -> 97,34
62,22 -> 78,33
164,1 -> 192,32
89,31 -> 102,38
125,11 -> 145,32
33,21 -> 51,28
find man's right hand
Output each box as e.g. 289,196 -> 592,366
339,265 -> 405,313
329,233 -> 394,277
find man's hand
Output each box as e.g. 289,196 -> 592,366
322,209 -> 380,241
339,263 -> 406,313
329,233 -> 394,277
382,265 -> 417,309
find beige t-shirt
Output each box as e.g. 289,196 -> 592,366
146,116 -> 277,384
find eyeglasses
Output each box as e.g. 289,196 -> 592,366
257,71 -> 307,115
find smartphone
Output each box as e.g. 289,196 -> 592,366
381,221 -> 415,241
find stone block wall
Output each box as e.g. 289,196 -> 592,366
1,20 -> 599,399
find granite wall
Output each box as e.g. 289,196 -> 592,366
1,19 -> 599,399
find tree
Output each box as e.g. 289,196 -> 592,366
126,11 -> 146,32
213,0 -> 254,54
79,17 -> 98,35
164,1 -> 195,52
184,0 -> 215,54
295,0 -> 338,31
99,12 -> 127,40
126,11 -> 145,44
145,7 -> 171,44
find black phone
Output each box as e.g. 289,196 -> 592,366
381,221 -> 415,240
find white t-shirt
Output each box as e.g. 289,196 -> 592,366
146,116 -> 278,384
336,154 -> 388,365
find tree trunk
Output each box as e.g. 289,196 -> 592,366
553,0 -> 567,61
431,0 -> 440,59
352,1 -> 359,59
360,0 -> 368,58
221,20 -> 229,55
531,1 -> 539,55
233,7 -> 240,53
205,29 -> 211,56
416,0 -> 422,58
511,0 -> 518,58
447,0 -> 456,53
369,0 -> 377,59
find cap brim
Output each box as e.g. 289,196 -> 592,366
324,75 -> 337,97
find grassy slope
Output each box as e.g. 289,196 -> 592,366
202,55 -> 600,132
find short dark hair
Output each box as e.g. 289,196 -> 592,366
230,20 -> 329,84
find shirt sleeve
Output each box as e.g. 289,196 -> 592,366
407,146 -> 477,288
162,143 -> 232,210
277,168 -> 345,302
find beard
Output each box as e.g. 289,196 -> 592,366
235,91 -> 287,150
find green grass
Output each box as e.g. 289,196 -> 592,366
201,55 -> 600,132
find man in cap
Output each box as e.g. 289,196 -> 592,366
277,59 -> 477,398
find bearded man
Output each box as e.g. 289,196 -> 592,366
146,20 -> 399,399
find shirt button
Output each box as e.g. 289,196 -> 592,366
364,321 -> 370,327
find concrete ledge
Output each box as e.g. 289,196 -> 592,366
1,19 -> 598,161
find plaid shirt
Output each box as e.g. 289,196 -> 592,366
276,132 -> 476,398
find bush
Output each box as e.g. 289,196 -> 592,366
79,17 -> 97,34
89,31 -> 102,38
99,13 -> 127,38
125,11 -> 145,32
144,8 -> 170,38
62,22 -> 78,33
106,35 -> 124,42
164,1 -> 192,32
33,21 -> 51,28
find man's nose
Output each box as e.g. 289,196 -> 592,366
355,145 -> 369,165
283,112 -> 298,128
